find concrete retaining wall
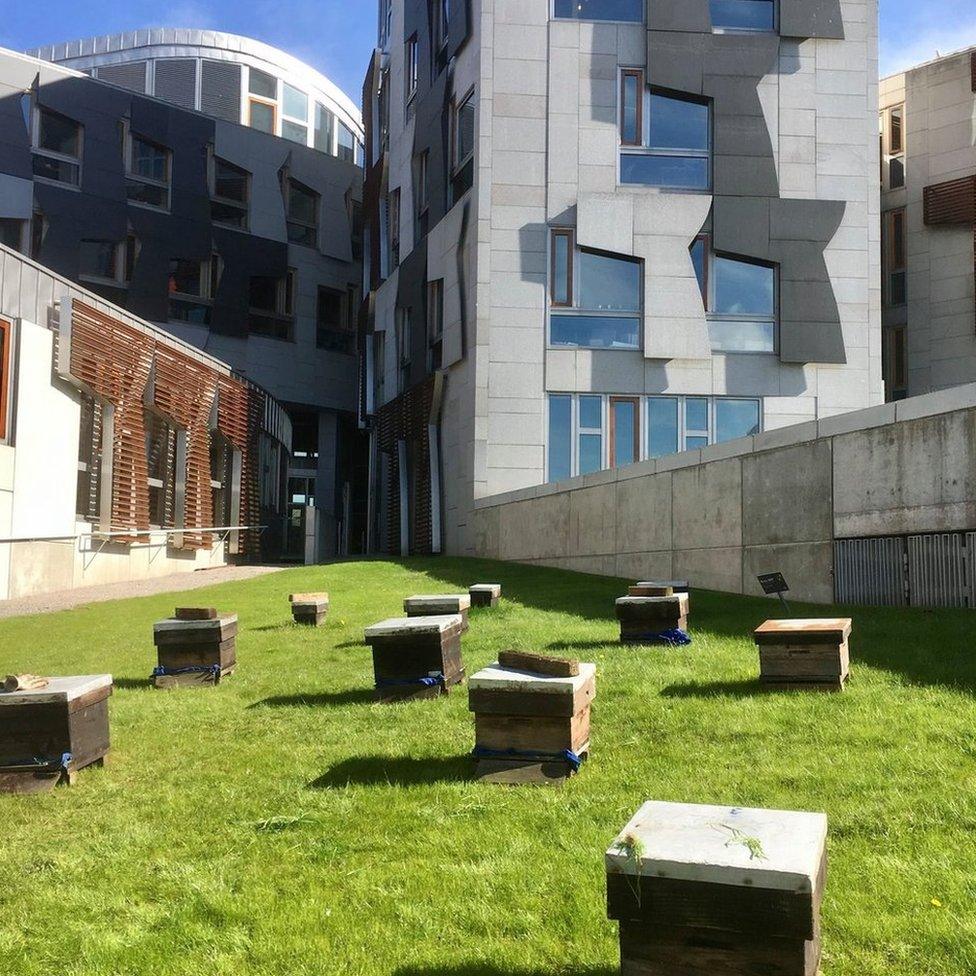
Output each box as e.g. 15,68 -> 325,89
470,384 -> 976,604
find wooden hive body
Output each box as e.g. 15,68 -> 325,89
607,801 -> 827,976
290,593 -> 330,627
615,595 -> 690,644
364,616 -> 466,701
754,619 -> 852,691
404,594 -> 471,633
152,614 -> 238,687
470,583 -> 502,607
0,676 -> 113,793
468,661 -> 596,784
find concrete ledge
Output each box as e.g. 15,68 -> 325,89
894,382 -> 976,422
753,421 -> 819,453
817,403 -> 897,438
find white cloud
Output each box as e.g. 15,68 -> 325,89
880,21 -> 976,77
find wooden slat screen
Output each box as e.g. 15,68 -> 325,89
69,302 -> 154,541
69,299 -> 272,552
152,345 -> 218,549
923,176 -> 976,226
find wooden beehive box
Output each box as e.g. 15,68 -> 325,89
364,615 -> 466,702
152,609 -> 237,688
607,801 -> 828,976
470,583 -> 502,607
630,579 -> 690,596
754,618 -> 852,691
468,656 -> 596,785
0,675 -> 113,793
290,592 -> 330,626
615,594 -> 690,644
403,594 -> 471,632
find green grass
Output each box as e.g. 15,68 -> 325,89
0,557 -> 975,976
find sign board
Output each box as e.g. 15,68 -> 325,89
757,572 -> 789,596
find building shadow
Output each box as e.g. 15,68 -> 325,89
249,689 -> 375,709
309,754 -> 471,789
394,966 -> 616,976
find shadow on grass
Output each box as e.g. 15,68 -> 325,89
660,679 -> 762,699
403,557 -> 976,695
250,689 -> 374,709
309,754 -> 470,789
394,967 -> 616,976
335,640 -> 366,650
112,676 -> 153,690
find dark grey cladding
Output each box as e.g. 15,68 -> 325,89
397,238 -> 430,388
0,70 -> 360,339
647,2 -> 849,364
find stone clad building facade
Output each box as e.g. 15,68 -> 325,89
362,0 -> 881,557
880,46 -> 976,401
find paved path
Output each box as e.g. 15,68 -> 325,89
0,564 -> 286,620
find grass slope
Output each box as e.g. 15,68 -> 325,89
0,557 -> 974,976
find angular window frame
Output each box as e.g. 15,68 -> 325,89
884,103 -> 906,190
316,285 -> 355,354
124,126 -> 172,212
248,269 -> 296,341
552,0 -> 645,23
883,208 -> 907,308
406,34 -> 420,104
427,279 -> 444,372
209,153 -> 250,230
30,102 -> 83,188
450,87 -> 476,204
168,254 -> 221,325
283,176 -> 320,249
709,0 -> 778,33
78,235 -> 140,290
396,306 -> 412,394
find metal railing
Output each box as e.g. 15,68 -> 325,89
0,525 -> 267,545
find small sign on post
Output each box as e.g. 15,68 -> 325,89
757,572 -> 791,614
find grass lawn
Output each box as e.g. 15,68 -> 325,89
0,556 -> 974,976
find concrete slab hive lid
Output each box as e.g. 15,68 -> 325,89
606,800 -> 828,894
0,674 -> 113,706
364,614 -> 464,638
469,661 -> 597,696
616,594 -> 689,610
470,583 -> 502,595
290,592 -> 329,603
755,618 -> 852,640
404,594 -> 472,612
154,614 -> 237,632
636,580 -> 689,589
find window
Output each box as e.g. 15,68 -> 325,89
0,219 -> 26,253
549,229 -> 641,349
210,155 -> 249,229
578,396 -> 604,475
396,307 -> 411,394
406,35 -> 419,102
317,286 -> 355,353
144,411 -> 177,528
648,395 -> 761,457
553,0 -> 644,22
693,238 -> 777,353
388,189 -> 401,267
710,0 -> 776,31
30,211 -> 47,261
382,0 -> 393,45
548,395 -> 572,482
451,89 -> 476,203
885,104 -> 905,189
434,0 -> 451,67
210,433 -> 234,527
290,409 -> 320,468
283,177 -> 319,248
248,270 -> 295,340
610,396 -> 640,468
415,150 -> 430,237
282,83 -> 309,144
620,77 -> 711,190
168,255 -> 220,324
31,105 -> 82,186
125,131 -> 171,210
248,67 -> 278,134
883,326 -> 908,400
338,122 -> 356,163
79,237 -> 138,285
427,279 -> 444,371
315,103 -> 336,155
374,331 -> 387,407
76,393 -> 104,521
883,209 -> 907,307
0,318 -> 10,441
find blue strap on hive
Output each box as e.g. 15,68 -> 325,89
0,752 -> 72,772
375,672 -> 445,689
472,746 -> 582,772
152,664 -> 222,679
642,628 -> 692,646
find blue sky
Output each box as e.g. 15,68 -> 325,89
2,0 -> 976,104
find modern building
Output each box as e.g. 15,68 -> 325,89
880,46 -> 976,401
0,45 -> 365,558
0,243 -> 292,600
26,29 -> 364,165
361,0 -> 882,557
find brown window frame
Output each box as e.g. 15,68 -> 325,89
620,68 -> 644,147
550,228 -> 574,307
0,318 -> 10,441
609,396 -> 641,470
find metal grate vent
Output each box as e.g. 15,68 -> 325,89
200,60 -> 242,123
908,534 -> 968,608
835,537 -> 907,606
96,61 -> 148,94
153,58 -> 197,111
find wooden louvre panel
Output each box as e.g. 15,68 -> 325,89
152,345 -> 218,549
923,175 -> 976,225
216,375 -> 263,556
69,301 -> 154,541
